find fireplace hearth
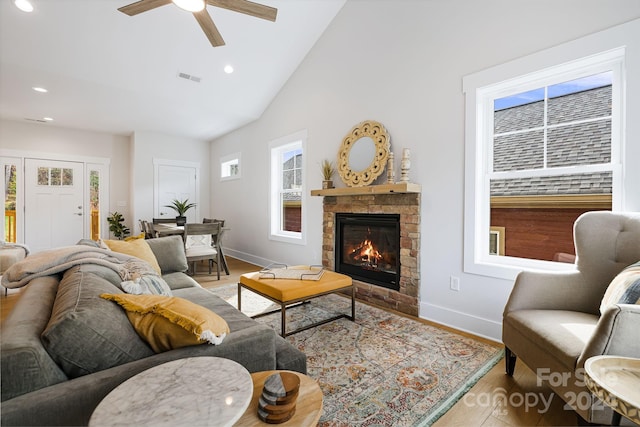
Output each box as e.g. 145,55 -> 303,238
335,213 -> 400,291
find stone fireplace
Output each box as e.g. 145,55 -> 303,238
315,185 -> 420,316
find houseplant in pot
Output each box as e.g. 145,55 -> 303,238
321,159 -> 336,189
107,211 -> 130,240
164,199 -> 196,226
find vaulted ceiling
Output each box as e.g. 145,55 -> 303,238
0,0 -> 345,140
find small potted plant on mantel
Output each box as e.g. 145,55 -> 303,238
164,199 -> 196,226
321,159 -> 336,189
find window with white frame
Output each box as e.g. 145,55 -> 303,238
220,152 -> 241,181
269,130 -> 307,244
463,47 -> 625,280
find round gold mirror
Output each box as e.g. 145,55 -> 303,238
337,120 -> 390,187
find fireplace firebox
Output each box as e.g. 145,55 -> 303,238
335,213 -> 400,291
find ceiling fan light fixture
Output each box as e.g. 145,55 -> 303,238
14,0 -> 34,13
172,0 -> 205,13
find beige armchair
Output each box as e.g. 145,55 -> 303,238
502,211 -> 640,425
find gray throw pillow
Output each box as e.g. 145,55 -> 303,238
41,266 -> 154,378
146,235 -> 189,274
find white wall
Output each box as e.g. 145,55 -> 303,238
210,0 -> 640,340
0,119 -> 130,224
130,131 -> 211,232
0,121 -> 211,237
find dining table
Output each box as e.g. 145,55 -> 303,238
153,223 -> 230,275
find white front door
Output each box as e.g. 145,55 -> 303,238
25,159 -> 84,252
156,164 -> 198,222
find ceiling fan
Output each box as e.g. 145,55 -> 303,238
118,0 -> 277,47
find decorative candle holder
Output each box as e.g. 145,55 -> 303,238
386,152 -> 395,184
400,148 -> 411,183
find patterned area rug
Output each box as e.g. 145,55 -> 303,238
209,284 -> 503,426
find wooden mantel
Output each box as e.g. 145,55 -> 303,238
311,182 -> 421,197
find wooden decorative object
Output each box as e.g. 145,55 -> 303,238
386,152 -> 395,184
337,120 -> 390,187
257,372 -> 300,424
400,148 -> 411,183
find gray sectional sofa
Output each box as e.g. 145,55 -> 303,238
0,235 -> 306,426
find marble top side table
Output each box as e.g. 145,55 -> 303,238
584,355 -> 640,426
89,357 -> 253,427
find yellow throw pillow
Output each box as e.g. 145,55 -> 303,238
124,232 -> 145,241
102,238 -> 161,275
100,293 -> 230,353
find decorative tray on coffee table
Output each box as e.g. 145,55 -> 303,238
258,264 -> 325,281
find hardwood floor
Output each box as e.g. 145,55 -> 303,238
0,257 -> 580,426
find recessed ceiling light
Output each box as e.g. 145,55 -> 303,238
14,0 -> 34,12
224,65 -> 234,74
32,87 -> 48,93
172,0 -> 205,12
43,117 -> 53,122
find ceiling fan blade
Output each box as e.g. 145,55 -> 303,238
206,0 -> 277,22
118,0 -> 173,16
193,10 -> 225,47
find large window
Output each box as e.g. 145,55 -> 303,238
464,46 -> 625,279
269,130 -> 307,244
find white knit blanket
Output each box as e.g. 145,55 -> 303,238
1,245 -> 158,289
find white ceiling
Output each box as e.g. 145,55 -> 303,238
0,0 -> 345,140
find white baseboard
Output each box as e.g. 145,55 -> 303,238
419,301 -> 503,343
222,248 -> 277,269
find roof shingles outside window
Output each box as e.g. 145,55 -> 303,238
491,86 -> 612,197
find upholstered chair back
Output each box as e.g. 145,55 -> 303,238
573,211 -> 640,314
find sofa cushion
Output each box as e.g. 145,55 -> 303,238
146,235 -> 189,275
162,271 -> 200,290
600,261 -> 640,314
102,238 -> 162,275
41,266 -> 154,378
100,293 -> 230,353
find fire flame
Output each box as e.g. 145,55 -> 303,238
350,238 -> 383,266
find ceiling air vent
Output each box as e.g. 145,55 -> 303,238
177,72 -> 202,83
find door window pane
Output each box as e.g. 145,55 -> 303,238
90,170 -> 100,240
4,165 -> 17,243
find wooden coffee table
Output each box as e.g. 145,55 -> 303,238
234,370 -> 323,426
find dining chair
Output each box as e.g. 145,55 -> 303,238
142,221 -> 157,239
183,222 -> 221,279
203,218 -> 229,275
203,218 -> 225,227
